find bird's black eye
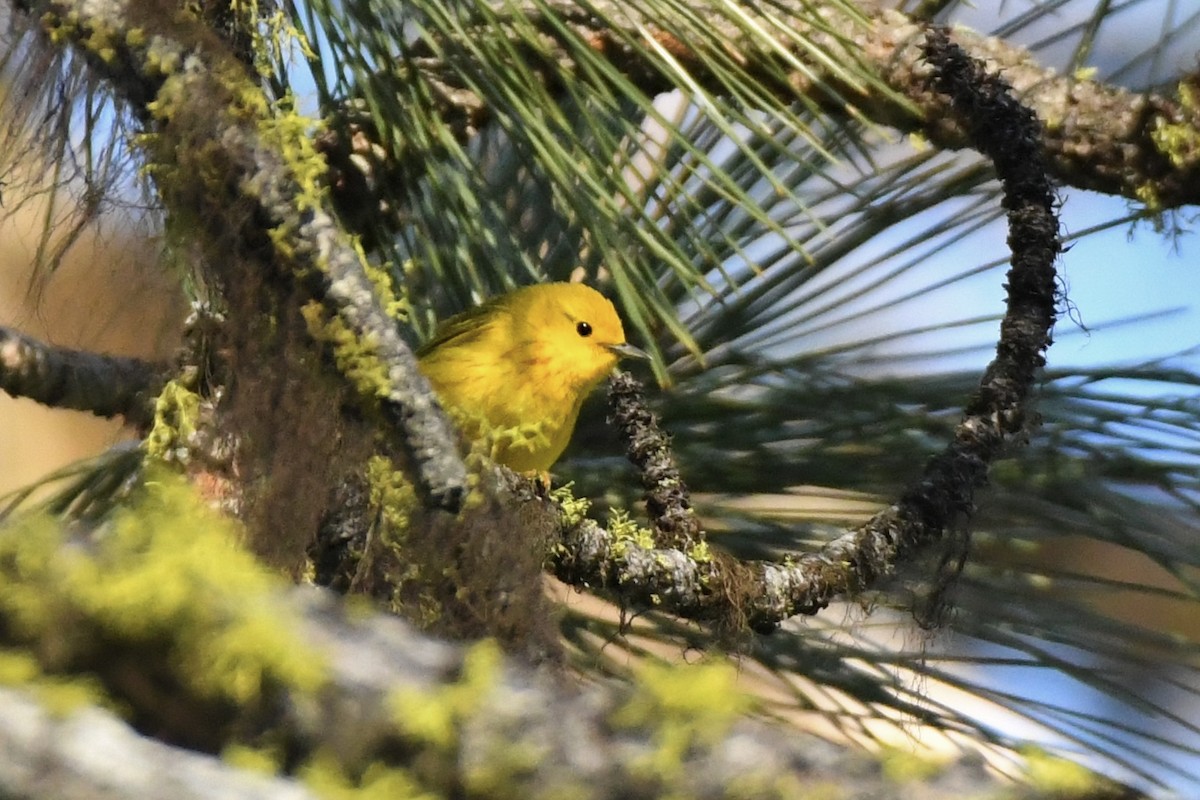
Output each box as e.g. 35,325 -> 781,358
576,321 -> 593,337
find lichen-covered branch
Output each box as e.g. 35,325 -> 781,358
0,476 -> 1089,799
387,0 -> 1200,208
11,0 -> 468,512
556,27 -> 1060,631
0,325 -> 162,427
0,689 -> 313,800
607,371 -> 704,553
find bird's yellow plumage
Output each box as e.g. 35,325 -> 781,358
417,282 -> 644,473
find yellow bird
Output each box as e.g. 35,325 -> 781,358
417,282 -> 646,473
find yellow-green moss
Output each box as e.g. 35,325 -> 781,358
611,660 -> 751,785
0,649 -> 111,717
299,751 -> 437,800
365,455 -> 418,543
226,0 -> 315,79
361,251 -> 409,323
259,93 -> 327,212
688,539 -> 713,563
1019,745 -> 1105,795
300,301 -> 390,403
223,742 -> 285,776
387,639 -> 502,750
1151,83 -> 1200,169
550,483 -> 590,527
878,745 -> 948,783
144,379 -> 203,461
0,470 -> 328,707
607,508 -> 656,559
727,774 -> 840,800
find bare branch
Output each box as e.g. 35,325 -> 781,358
0,325 -> 162,427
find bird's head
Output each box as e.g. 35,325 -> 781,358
515,282 -> 647,392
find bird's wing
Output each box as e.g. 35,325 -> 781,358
416,298 -> 510,358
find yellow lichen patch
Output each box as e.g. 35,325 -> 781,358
688,539 -> 713,564
1151,83 -> 1200,169
878,745 -> 949,783
1151,117 -> 1200,169
0,649 -> 111,718
607,507 -> 656,559
258,93 -> 327,212
299,751 -> 436,800
1020,745 -> 1105,795
611,659 -> 751,784
549,483 -> 590,528
300,301 -> 390,404
223,742 -> 284,776
365,455 -> 417,542
387,639 -> 502,750
361,252 -> 409,323
0,471 -> 328,709
227,0 -> 315,79
144,379 -> 203,461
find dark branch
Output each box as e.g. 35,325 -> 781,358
557,27 -> 1061,631
607,371 -> 704,553
0,325 -> 163,427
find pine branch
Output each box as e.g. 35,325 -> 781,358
340,0 -> 1199,208
0,325 -> 162,427
556,26 -> 1060,632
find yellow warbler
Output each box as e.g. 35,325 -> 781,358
417,282 -> 646,473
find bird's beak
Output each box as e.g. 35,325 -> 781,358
606,342 -> 650,361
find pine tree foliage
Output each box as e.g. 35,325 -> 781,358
0,0 -> 1198,795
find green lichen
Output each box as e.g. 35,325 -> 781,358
364,455 -> 417,543
878,745 -> 948,783
300,301 -> 390,405
223,742 -> 284,776
226,0 -> 316,79
550,483 -> 590,528
144,380 -> 203,461
387,639 -> 502,750
607,507 -> 656,559
299,752 -> 435,800
0,649 -> 111,717
143,36 -> 182,78
1134,183 -> 1168,230
259,93 -> 326,212
362,255 -> 409,323
1151,118 -> 1200,169
1020,745 -> 1105,795
611,660 -> 751,786
1150,82 -> 1200,171
0,471 -> 328,708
